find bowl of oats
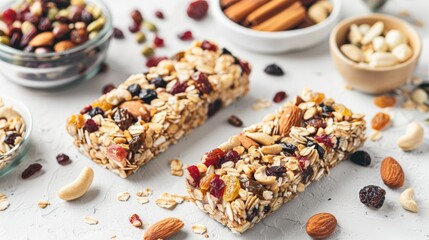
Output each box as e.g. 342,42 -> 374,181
0,97 -> 32,177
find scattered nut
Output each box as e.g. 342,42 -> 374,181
392,43 -> 412,62
397,121 -> 424,151
38,200 -> 50,209
348,24 -> 362,45
410,88 -> 428,104
58,167 -> 94,201
369,130 -> 382,141
341,44 -> 363,62
254,166 -> 276,185
143,217 -> 184,240
129,213 -> 143,228
385,29 -> 407,50
117,191 -> 131,201
400,188 -> 418,213
361,21 -> 384,45
308,0 -> 333,24
380,157 -> 405,189
84,216 -> 99,225
0,192 -> 10,211
306,213 -> 337,239
192,224 -> 207,234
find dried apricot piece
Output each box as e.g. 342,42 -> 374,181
67,114 -> 85,128
371,112 -> 390,130
199,173 -> 215,191
333,104 -> 353,117
222,175 -> 240,202
374,95 -> 396,108
310,92 -> 325,105
92,100 -> 113,111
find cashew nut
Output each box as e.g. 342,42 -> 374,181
254,166 -> 276,185
385,29 -> 407,50
400,188 -> 418,213
244,132 -> 275,146
58,167 -> 94,201
397,122 -> 424,151
218,135 -> 240,151
361,21 -> 384,45
261,144 -> 283,155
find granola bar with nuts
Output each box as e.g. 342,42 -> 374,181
66,41 -> 250,178
185,90 -> 366,233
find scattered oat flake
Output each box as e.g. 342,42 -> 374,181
38,200 -> 50,209
344,84 -> 353,90
369,130 -> 382,142
252,98 -> 272,111
137,196 -> 150,204
170,159 -> 183,177
155,193 -> 186,209
117,191 -> 131,201
0,192 -> 10,211
84,216 -> 98,225
192,224 -> 207,234
137,188 -> 152,197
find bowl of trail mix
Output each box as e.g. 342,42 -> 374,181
0,0 -> 113,88
0,97 -> 32,177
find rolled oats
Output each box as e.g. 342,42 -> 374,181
192,224 -> 208,234
0,192 -> 10,211
137,188 -> 152,197
84,216 -> 98,225
117,191 -> 131,201
170,159 -> 183,177
137,196 -> 150,204
185,90 -> 366,233
66,41 -> 250,178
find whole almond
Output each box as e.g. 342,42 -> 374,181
306,213 -> 337,239
54,40 -> 76,52
237,134 -> 259,149
380,157 -> 404,188
29,32 -> 54,47
120,100 -> 150,121
143,217 -> 184,240
279,105 -> 303,137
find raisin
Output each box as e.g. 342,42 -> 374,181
265,166 -> 286,178
222,176 -> 240,201
99,63 -> 109,74
127,83 -> 141,97
21,163 -> 43,179
298,156 -> 309,169
208,99 -> 222,117
209,175 -> 225,199
152,77 -> 167,88
279,142 -> 297,155
311,92 -> 326,105
193,72 -> 213,94
374,95 -> 396,108
155,10 -> 164,19
128,22 -> 140,33
131,9 -> 143,24
129,136 -> 142,154
139,89 -> 157,104
321,104 -> 334,113
186,165 -> 201,187
199,173 -> 215,190
227,115 -> 243,127
67,114 -> 85,128
80,105 -> 93,114
301,166 -> 314,184
84,119 -> 99,133
263,205 -> 271,213
203,148 -> 225,167
371,112 -> 390,130
359,185 -> 386,209
239,61 -> 251,75
4,133 -> 19,146
241,179 -> 265,198
170,81 -> 188,95
56,153 -> 71,165
350,151 -> 371,166
273,91 -> 287,103
221,150 -> 240,164
113,108 -> 134,131
102,83 -> 115,94
88,107 -> 104,118
246,207 -> 258,222
113,27 -> 125,39
264,64 -> 284,76
187,0 -> 209,20
333,104 -> 352,117
306,118 -> 325,129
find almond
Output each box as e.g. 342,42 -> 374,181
54,40 -> 76,52
237,134 -> 259,149
29,32 -> 54,47
120,100 -> 150,121
380,157 -> 404,188
251,2 -> 306,32
143,217 -> 184,240
224,0 -> 269,23
279,105 -> 303,137
306,213 -> 337,239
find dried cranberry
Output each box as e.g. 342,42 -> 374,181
280,142 -> 297,155
38,18 -> 52,31
4,133 -> 19,146
88,107 -> 104,117
209,175 -> 225,198
221,150 -> 240,164
273,91 -> 287,103
139,89 -> 157,103
208,99 -> 222,117
313,135 -> 333,148
21,163 -> 43,179
200,40 -> 217,51
187,0 -> 209,20
170,81 -> 188,95
185,165 -> 201,187
203,148 -> 225,167
128,22 -> 140,33
152,77 -> 167,88
298,156 -> 309,169
306,118 -> 325,129
145,56 -> 168,67
113,27 -> 125,39
350,151 -> 371,167
131,9 -> 143,24
113,108 -> 134,130
265,166 -> 286,178
129,136 -> 142,154
153,35 -> 164,47
155,10 -> 164,19
102,83 -> 115,94
56,153 -> 71,165
84,119 -> 98,133
107,144 -> 128,163
239,61 -> 251,75
227,115 -> 243,127
177,30 -> 193,41
80,105 -> 93,114
2,8 -> 17,24
264,64 -> 284,76
193,72 -> 212,94
359,185 -> 386,209
301,166 -> 313,184
127,83 -> 141,97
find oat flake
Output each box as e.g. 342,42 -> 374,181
0,192 -> 10,211
117,191 -> 131,201
84,216 -> 99,225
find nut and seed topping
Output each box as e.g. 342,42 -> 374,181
38,200 -> 50,209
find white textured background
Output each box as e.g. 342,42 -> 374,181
1,0 -> 429,239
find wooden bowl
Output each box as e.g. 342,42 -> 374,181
329,14 -> 422,94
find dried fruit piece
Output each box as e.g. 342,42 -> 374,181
264,64 -> 284,76
380,157 -> 404,188
313,134 -> 333,148
350,150 -> 371,166
227,115 -> 243,127
113,108 -> 134,130
131,9 -> 143,24
67,114 -> 85,128
92,100 -> 112,111
170,81 -> 188,95
193,72 -> 213,94
102,83 -> 115,94
333,104 -> 352,117
4,133 -> 19,146
374,95 -> 396,108
306,213 -> 337,239
113,27 -> 124,39
359,185 -> 386,209
371,112 -> 390,130
273,91 -> 287,103
84,119 -> 98,133
178,30 -> 193,40
280,142 -> 297,155
56,153 -> 71,165
129,213 -> 143,228
152,77 -> 167,88
222,176 -> 240,201
153,35 -> 164,47
185,165 -> 201,187
201,40 -> 217,51
209,175 -> 225,198
146,56 -> 168,67
208,99 -> 222,117
265,166 -> 286,178
107,145 -> 128,167
187,0 -> 209,20
22,163 -> 43,179
143,217 -> 184,240
199,173 -> 215,190
202,148 -> 225,167
139,89 -> 157,104
155,10 -> 164,19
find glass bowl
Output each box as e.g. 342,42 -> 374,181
0,97 -> 32,178
0,0 -> 113,89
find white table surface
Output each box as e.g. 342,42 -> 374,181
1,0 -> 429,239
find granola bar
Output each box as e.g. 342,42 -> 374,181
66,40 -> 250,178
185,90 -> 366,233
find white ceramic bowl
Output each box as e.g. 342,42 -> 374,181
210,0 -> 342,53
